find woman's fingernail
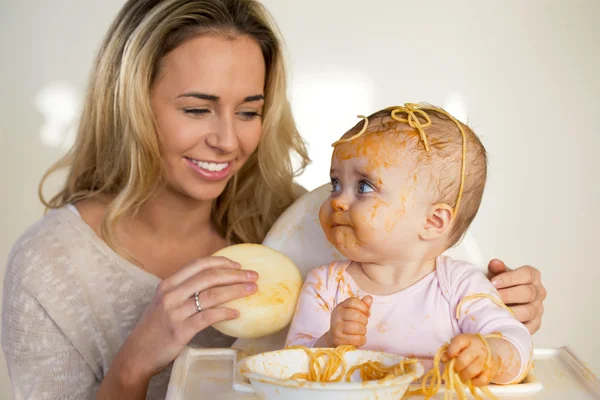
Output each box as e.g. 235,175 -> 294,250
246,283 -> 257,291
492,278 -> 502,288
246,270 -> 258,279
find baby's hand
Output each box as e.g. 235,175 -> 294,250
443,334 -> 501,386
326,296 -> 372,347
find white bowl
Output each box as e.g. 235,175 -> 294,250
234,348 -> 424,400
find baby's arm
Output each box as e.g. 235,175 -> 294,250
285,266 -> 335,348
451,265 -> 533,384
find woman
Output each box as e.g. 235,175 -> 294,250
1,0 -> 546,399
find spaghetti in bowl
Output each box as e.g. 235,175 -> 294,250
235,347 -> 424,400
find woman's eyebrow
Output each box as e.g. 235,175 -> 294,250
175,92 -> 264,103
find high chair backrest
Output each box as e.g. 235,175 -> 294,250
231,183 -> 485,355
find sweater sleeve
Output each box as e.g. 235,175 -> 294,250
2,233 -> 99,399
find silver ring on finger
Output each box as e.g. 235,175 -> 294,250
194,291 -> 202,312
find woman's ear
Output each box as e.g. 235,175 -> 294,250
420,203 -> 454,241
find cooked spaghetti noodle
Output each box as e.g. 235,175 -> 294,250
287,345 -> 353,382
457,293 -> 515,319
346,357 -> 420,383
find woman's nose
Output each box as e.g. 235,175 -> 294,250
206,115 -> 239,153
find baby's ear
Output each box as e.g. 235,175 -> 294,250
420,203 -> 454,241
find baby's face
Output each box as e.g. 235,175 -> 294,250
319,131 -> 434,263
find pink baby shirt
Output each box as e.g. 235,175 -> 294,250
285,256 -> 532,383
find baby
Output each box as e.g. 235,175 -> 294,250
286,103 -> 532,386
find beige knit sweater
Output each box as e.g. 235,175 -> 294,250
2,207 -> 235,399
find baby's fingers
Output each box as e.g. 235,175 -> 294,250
331,331 -> 367,347
458,356 -> 485,383
453,347 -> 480,373
471,366 -> 495,386
445,334 -> 472,360
340,297 -> 371,317
341,308 -> 368,325
341,321 -> 367,336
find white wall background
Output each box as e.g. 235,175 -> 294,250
1,0 -> 598,397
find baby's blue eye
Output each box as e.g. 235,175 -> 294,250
330,178 -> 341,193
358,181 -> 374,194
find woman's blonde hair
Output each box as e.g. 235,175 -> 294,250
40,0 -> 310,251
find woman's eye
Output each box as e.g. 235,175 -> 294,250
358,180 -> 374,194
183,108 -> 210,116
330,178 -> 341,193
238,111 -> 262,120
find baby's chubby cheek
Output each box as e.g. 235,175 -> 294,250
385,201 -> 407,233
318,203 -> 331,239
350,207 -> 375,241
351,198 -> 401,242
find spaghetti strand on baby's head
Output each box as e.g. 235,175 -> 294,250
332,103 -> 487,247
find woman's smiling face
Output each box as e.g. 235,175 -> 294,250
151,34 -> 266,201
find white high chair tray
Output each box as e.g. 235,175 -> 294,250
166,346 -> 600,399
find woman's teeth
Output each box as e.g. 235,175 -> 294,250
189,158 -> 229,171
